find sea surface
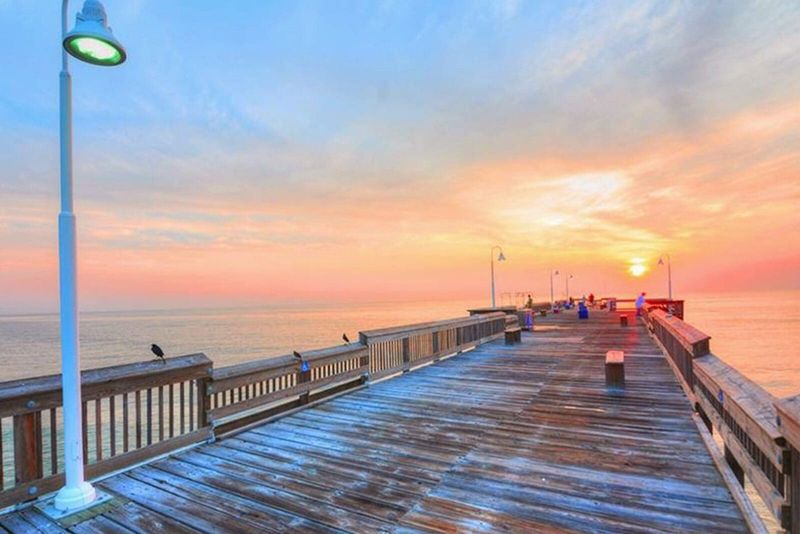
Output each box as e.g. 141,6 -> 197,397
1,291 -> 798,397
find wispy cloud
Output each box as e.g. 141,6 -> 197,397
0,0 -> 798,311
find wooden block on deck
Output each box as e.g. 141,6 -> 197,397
619,315 -> 629,326
605,350 -> 625,388
505,327 -> 521,345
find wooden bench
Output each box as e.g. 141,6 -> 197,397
605,350 -> 625,388
505,327 -> 522,345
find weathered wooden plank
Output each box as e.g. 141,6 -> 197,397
100,475 -> 270,533
0,428 -> 210,510
101,502 -> 200,534
70,515 -> 136,534
15,509 -> 67,534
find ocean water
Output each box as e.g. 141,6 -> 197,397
0,291 -> 797,398
0,298 -> 483,381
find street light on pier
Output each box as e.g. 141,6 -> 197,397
550,269 -> 559,306
490,246 -> 506,308
54,0 -> 126,514
658,254 -> 672,300
565,273 -> 574,299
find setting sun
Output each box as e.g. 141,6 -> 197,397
629,264 -> 647,277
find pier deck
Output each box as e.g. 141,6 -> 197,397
0,312 -> 746,533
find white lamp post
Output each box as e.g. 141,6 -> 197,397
55,0 -> 126,514
490,246 -> 505,308
565,273 -> 573,299
658,254 -> 672,300
549,269 -> 559,306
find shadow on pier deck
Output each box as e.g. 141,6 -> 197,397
1,313 -> 746,533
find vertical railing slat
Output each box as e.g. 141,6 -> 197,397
135,390 -> 142,449
122,392 -> 129,453
109,395 -> 116,458
95,399 -> 102,462
49,409 -> 57,475
146,388 -> 153,446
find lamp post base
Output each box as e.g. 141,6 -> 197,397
39,485 -> 112,520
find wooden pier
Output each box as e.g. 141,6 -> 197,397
0,304 -> 798,532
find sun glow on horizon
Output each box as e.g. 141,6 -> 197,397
629,264 -> 647,277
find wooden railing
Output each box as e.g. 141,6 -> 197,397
0,312 -> 507,511
0,354 -> 212,509
359,312 -> 507,380
777,396 -> 800,532
645,307 -> 710,386
694,354 -> 789,527
643,307 -> 799,531
644,298 -> 685,319
207,344 -> 368,434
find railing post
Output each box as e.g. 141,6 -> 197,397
298,362 -> 311,405
13,412 -> 42,484
359,350 -> 370,383
196,377 -> 211,429
776,395 -> 800,532
402,337 -> 410,372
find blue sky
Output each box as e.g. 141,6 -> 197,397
1,1 -> 798,312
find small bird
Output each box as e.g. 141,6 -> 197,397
342,333 -> 350,344
151,344 -> 165,363
293,350 -> 303,360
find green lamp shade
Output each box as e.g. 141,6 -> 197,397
64,36 -> 124,66
63,0 -> 126,67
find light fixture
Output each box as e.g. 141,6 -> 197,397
63,0 -> 126,66
498,251 -> 506,262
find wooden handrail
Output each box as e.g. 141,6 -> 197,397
359,312 -> 505,342
0,354 -> 211,418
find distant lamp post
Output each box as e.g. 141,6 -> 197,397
657,254 -> 672,300
490,246 -> 506,308
54,0 -> 126,514
550,269 -> 559,306
565,273 -> 573,299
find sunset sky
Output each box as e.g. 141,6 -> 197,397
1,1 -> 798,313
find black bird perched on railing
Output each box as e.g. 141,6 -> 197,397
151,344 -> 165,364
342,333 -> 350,344
293,350 -> 303,360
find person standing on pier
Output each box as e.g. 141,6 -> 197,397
636,292 -> 646,316
525,294 -> 534,308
